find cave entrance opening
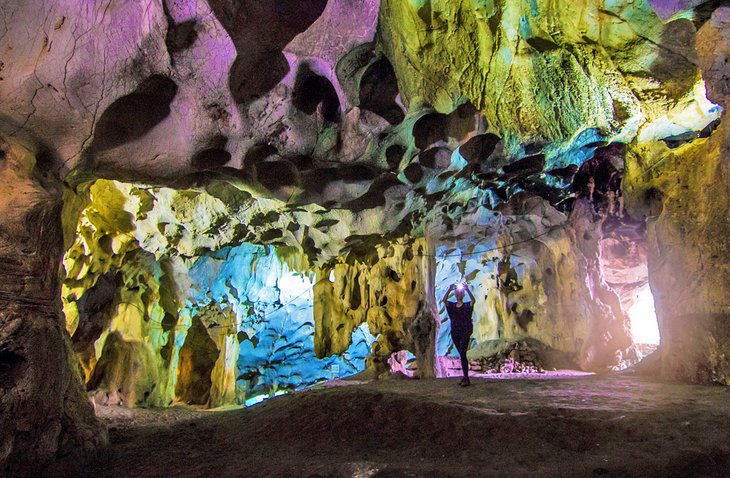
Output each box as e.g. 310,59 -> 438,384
626,284 -> 660,357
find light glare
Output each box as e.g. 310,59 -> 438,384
628,286 -> 660,345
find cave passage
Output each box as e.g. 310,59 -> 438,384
63,217 -> 379,409
628,285 -> 660,351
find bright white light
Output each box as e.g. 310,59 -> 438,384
628,286 -> 660,345
277,269 -> 313,304
328,269 -> 335,283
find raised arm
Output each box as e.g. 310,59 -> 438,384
463,283 -> 476,302
442,284 -> 455,304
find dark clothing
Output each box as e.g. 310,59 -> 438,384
445,301 -> 474,378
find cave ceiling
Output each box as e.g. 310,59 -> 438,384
0,0 -> 720,254
0,0 -> 723,338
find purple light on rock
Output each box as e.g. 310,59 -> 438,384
647,0 -> 706,20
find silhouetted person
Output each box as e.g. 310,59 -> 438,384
442,282 -> 476,387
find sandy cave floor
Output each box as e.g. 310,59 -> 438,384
70,373 -> 730,478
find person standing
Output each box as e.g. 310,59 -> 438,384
442,282 -> 476,387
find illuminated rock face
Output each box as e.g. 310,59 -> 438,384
623,6 -> 730,384
62,180 -> 379,407
0,139 -> 107,473
0,0 -> 729,473
378,0 -> 700,153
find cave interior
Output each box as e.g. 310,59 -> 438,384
1,0 -> 730,476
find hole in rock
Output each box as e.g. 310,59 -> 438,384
229,54 -> 290,105
342,174 -> 401,213
414,103 -> 480,150
385,144 -> 406,169
502,154 -> 545,177
337,164 -> 379,182
91,75 -> 178,152
459,133 -> 500,166
255,160 -> 301,191
419,147 -> 452,169
165,19 -> 198,54
212,0 -> 327,104
191,135 -> 231,170
413,112 -> 449,150
403,163 -> 423,183
358,57 -> 404,125
0,350 -> 26,389
244,143 -> 278,165
292,64 -> 341,122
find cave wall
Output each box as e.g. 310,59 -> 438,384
0,137 -> 107,475
434,193 -> 634,371
623,7 -> 730,384
62,181 -> 380,407
313,238 -> 439,377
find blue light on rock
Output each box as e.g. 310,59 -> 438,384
186,243 -> 378,404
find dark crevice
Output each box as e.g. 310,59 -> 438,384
358,57 -> 404,125
403,163 -> 423,184
244,143 -> 278,166
502,154 -> 546,177
292,64 -> 341,122
413,113 -> 449,150
256,160 -> 301,191
546,164 -> 579,180
191,135 -> 231,170
419,148 -> 451,169
460,133 -> 501,170
337,164 -> 379,182
413,103 -> 479,150
662,118 -> 722,148
342,174 -> 401,213
162,0 -> 198,57
526,37 -> 561,52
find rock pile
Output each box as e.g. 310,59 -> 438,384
470,339 -> 549,374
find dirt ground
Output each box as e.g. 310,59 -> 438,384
66,373 -> 730,478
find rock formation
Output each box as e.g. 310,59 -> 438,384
0,0 -> 728,474
0,137 -> 107,474
623,5 -> 730,383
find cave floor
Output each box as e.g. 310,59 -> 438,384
75,374 -> 730,478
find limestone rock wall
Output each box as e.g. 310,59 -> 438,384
61,180 -> 380,407
622,6 -> 730,384
0,137 -> 106,475
313,238 -> 437,376
625,124 -> 730,383
435,194 -> 634,371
